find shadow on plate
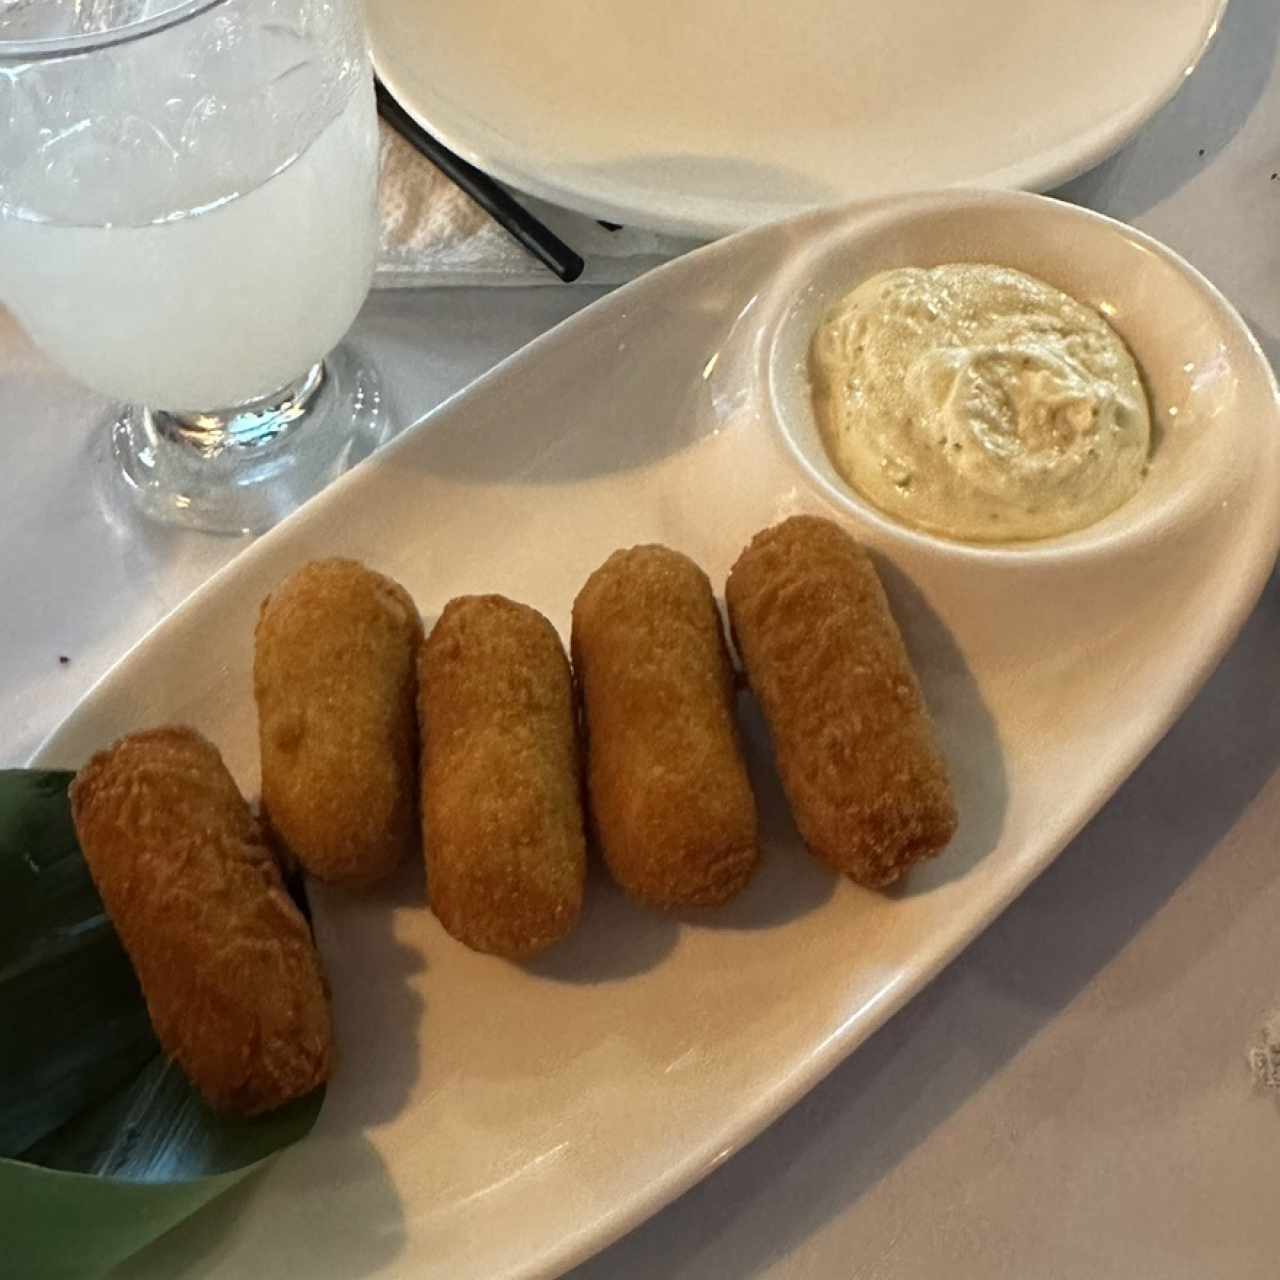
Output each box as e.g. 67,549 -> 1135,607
1055,0 -> 1278,217
525,859 -> 680,985
308,855 -> 428,1134
566,563 -> 1280,1280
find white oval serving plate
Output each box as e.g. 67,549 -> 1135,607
51,190 -> 1280,1280
368,0 -> 1228,237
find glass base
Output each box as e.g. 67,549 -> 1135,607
111,342 -> 390,535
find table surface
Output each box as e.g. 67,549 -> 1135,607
4,2 -> 1280,1276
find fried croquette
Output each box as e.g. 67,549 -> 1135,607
419,595 -> 586,958
726,516 -> 956,887
572,545 -> 758,908
69,727 -> 333,1115
255,558 -> 422,889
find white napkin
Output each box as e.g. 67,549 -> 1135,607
374,123 -> 701,288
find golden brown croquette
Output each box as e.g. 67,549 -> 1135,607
419,595 -> 586,958
70,727 -> 333,1115
726,516 -> 956,887
255,558 -> 422,888
572,545 -> 758,909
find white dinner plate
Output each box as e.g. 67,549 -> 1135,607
45,190 -> 1280,1280
367,0 -> 1229,237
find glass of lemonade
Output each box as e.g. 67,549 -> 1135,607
0,0 -> 385,534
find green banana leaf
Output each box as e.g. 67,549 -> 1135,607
0,770 -> 325,1280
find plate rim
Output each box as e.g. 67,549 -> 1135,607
369,0 -> 1230,238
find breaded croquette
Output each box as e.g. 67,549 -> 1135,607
69,727 -> 333,1115
255,558 -> 422,889
572,545 -> 758,908
419,595 -> 586,958
726,516 -> 956,887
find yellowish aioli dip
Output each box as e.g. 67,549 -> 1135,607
809,264 -> 1151,542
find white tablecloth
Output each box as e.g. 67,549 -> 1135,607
3,1 -> 1279,1274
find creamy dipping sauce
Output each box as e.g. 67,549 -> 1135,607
809,264 -> 1151,542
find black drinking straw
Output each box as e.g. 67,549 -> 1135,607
375,78 -> 585,283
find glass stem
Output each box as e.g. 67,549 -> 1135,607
153,361 -> 327,459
